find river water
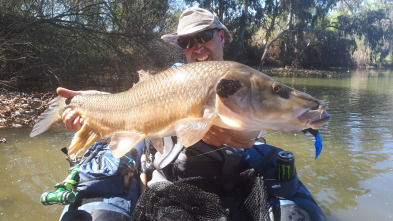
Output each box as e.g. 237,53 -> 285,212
0,69 -> 392,220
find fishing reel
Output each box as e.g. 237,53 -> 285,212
40,165 -> 80,205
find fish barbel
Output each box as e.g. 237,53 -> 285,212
30,61 -> 330,159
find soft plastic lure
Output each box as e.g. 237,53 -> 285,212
303,128 -> 323,160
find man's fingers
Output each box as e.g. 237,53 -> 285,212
61,108 -> 72,122
202,132 -> 222,147
63,109 -> 81,131
227,131 -> 260,149
57,87 -> 106,98
79,117 -> 84,126
73,116 -> 83,131
57,87 -> 106,132
202,127 -> 231,147
57,87 -> 82,98
63,110 -> 76,130
203,126 -> 259,148
226,137 -> 255,149
209,125 -> 230,133
208,126 -> 232,143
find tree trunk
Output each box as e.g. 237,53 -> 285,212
235,0 -> 249,58
379,39 -> 393,62
258,30 -> 288,69
217,0 -> 224,21
259,1 -> 294,69
264,0 -> 279,42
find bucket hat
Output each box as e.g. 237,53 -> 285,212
161,7 -> 233,48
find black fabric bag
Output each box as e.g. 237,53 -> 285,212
131,169 -> 269,221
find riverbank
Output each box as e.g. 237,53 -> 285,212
0,92 -> 56,128
263,67 -> 351,78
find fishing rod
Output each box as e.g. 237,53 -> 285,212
40,142 -> 105,205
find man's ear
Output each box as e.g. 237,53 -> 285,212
219,29 -> 225,45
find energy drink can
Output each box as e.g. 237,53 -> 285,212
277,151 -> 295,181
40,188 -> 76,205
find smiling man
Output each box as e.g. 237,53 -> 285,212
161,7 -> 230,63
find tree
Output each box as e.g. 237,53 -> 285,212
0,0 -> 174,91
258,0 -> 341,68
337,2 -> 393,64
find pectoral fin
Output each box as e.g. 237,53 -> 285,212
150,137 -> 164,154
175,115 -> 217,147
68,123 -> 100,159
109,131 -> 146,158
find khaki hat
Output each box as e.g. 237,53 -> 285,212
161,7 -> 233,48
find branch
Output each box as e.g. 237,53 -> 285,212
259,29 -> 289,70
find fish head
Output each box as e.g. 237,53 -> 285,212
215,64 -> 330,132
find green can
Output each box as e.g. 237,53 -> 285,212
40,188 -> 76,205
277,151 -> 295,181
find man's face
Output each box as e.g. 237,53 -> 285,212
182,29 -> 225,63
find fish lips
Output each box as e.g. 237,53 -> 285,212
298,108 -> 330,130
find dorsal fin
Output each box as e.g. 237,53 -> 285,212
137,69 -> 153,82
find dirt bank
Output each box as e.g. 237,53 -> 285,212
0,92 -> 56,128
263,67 -> 350,78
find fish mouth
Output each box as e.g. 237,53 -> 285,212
299,108 -> 330,130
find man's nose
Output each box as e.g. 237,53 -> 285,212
192,39 -> 204,52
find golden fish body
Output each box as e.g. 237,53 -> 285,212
69,62 -> 222,137
30,61 -> 330,159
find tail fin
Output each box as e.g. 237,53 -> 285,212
30,96 -> 64,137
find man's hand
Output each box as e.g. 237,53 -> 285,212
56,87 -> 106,131
202,125 -> 259,149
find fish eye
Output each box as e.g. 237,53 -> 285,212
272,84 -> 281,93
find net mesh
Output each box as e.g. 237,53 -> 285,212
131,169 -> 269,221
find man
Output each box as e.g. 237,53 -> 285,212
59,7 -> 326,221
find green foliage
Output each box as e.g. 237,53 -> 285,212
302,30 -> 356,67
335,2 -> 393,65
383,53 -> 392,63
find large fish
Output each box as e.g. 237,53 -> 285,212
30,61 -> 330,159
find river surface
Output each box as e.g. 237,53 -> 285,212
0,69 -> 393,220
